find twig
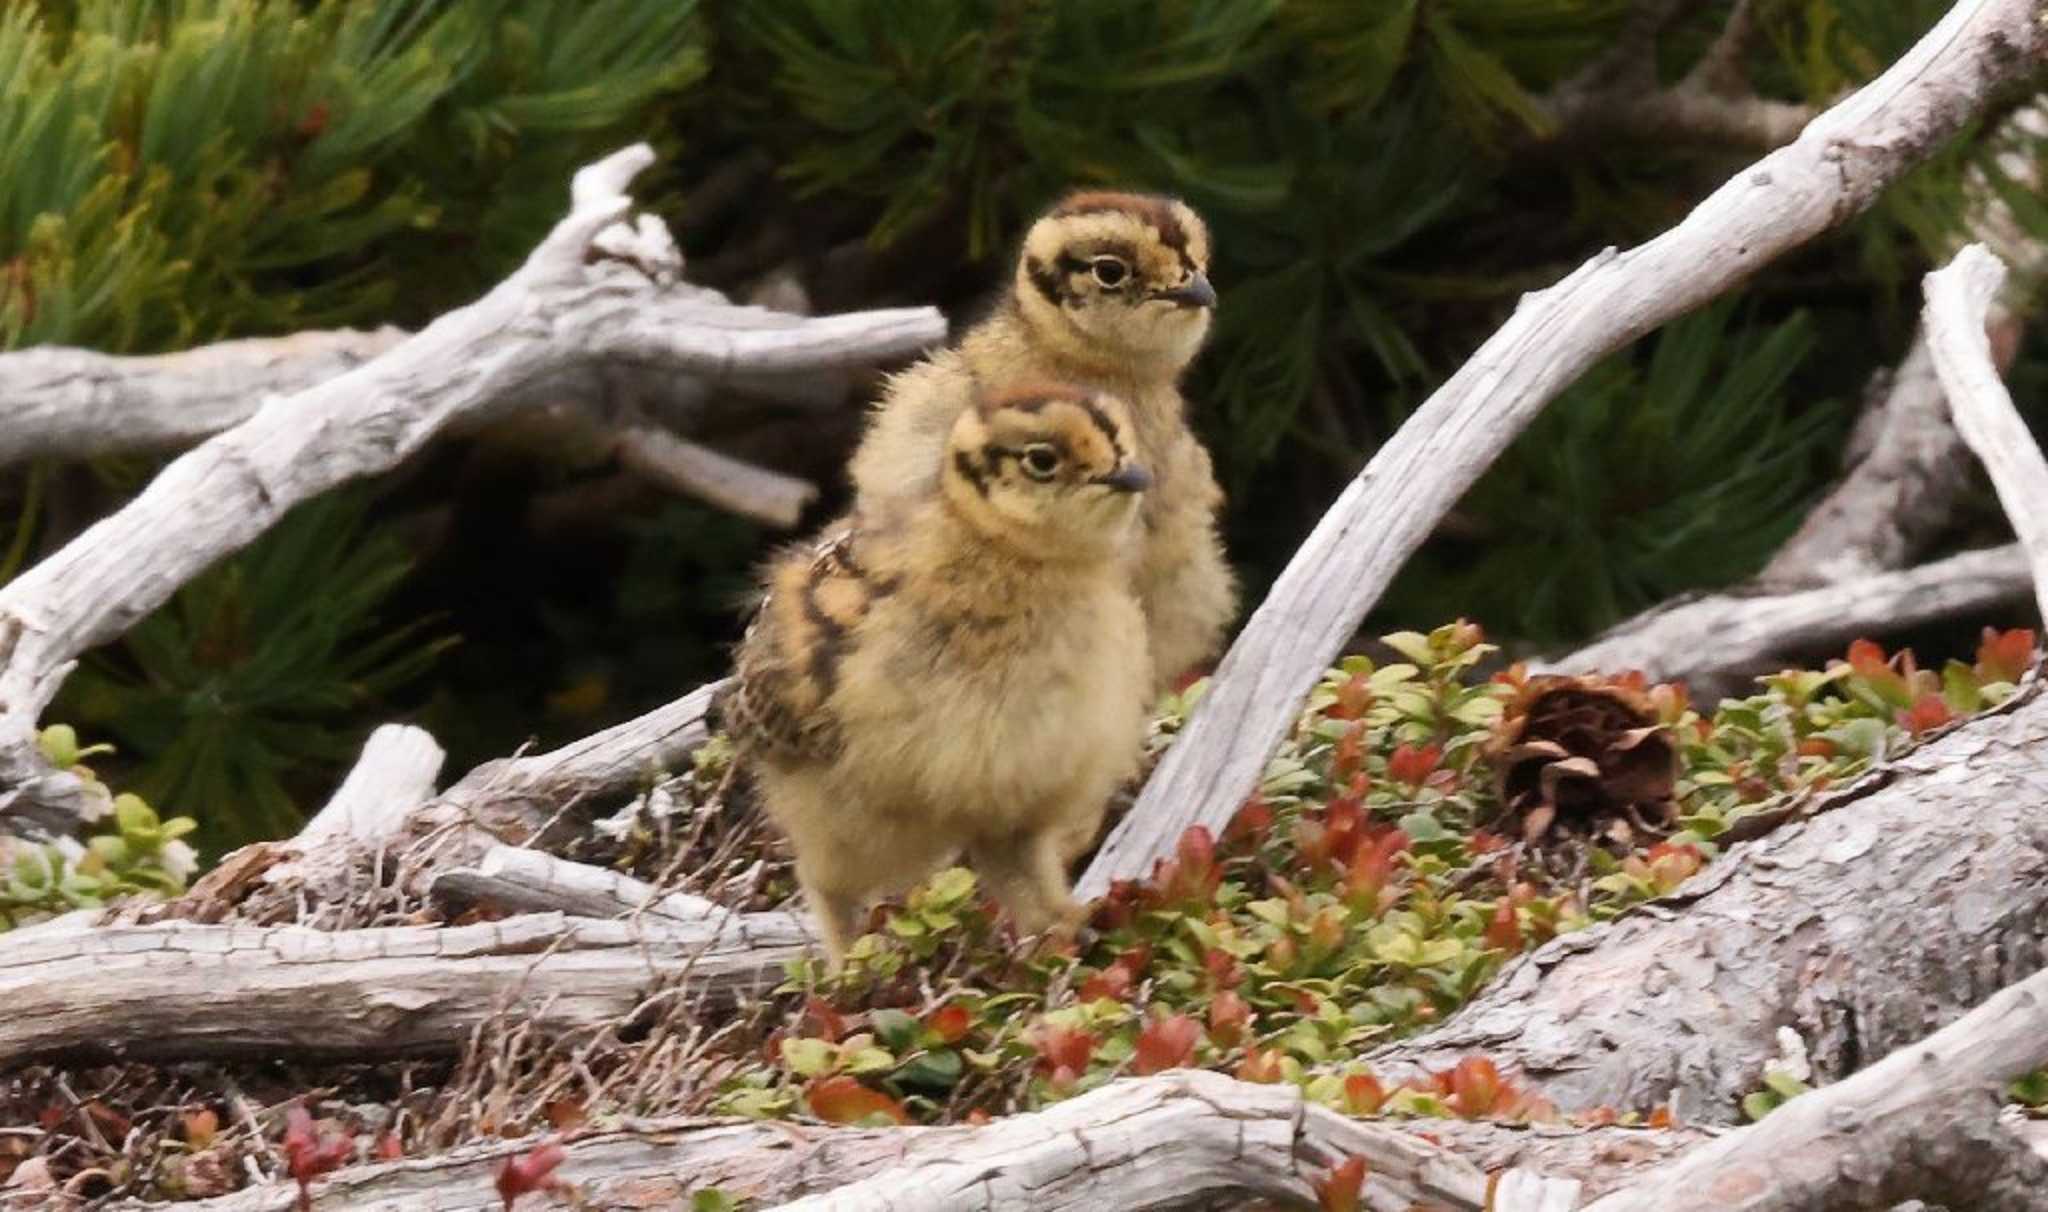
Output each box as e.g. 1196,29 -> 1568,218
430,843 -> 729,922
1924,244 -> 2048,623
1078,0 -> 2048,899
614,424 -> 818,528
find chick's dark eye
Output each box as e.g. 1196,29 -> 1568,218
1090,257 -> 1127,287
1020,444 -> 1062,480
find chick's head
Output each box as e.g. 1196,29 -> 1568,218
1013,190 -> 1215,372
943,383 -> 1150,560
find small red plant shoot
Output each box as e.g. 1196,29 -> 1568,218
1314,1156 -> 1370,1212
495,1140 -> 567,1210
281,1104 -> 354,1212
1131,1011 -> 1202,1075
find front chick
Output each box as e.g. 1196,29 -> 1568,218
847,190 -> 1236,695
721,384 -> 1156,968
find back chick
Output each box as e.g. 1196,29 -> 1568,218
720,384 -> 1156,967
847,190 -> 1236,695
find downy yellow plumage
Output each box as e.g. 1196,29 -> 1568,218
848,191 -> 1236,694
720,384 -> 1156,967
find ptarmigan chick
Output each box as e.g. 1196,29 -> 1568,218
720,384 -> 1155,967
847,190 -> 1235,695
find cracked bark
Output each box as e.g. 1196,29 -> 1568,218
0,909 -> 806,1073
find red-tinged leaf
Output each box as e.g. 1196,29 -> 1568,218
1032,1023 -> 1098,1076
1236,1046 -> 1285,1084
1387,742 -> 1441,787
542,1098 -> 589,1131
1467,829 -> 1506,855
1331,722 -> 1368,782
281,1103 -> 353,1207
1484,899 -> 1522,954
1977,627 -> 2036,683
1133,1012 -> 1202,1075
926,1003 -> 972,1045
1576,1105 -> 1620,1127
1342,1071 -> 1387,1115
1328,673 -> 1373,720
1796,737 -> 1836,758
1225,795 -> 1275,846
964,1108 -> 992,1126
1048,1064 -> 1081,1092
1203,946 -> 1243,989
805,1077 -> 909,1125
182,1107 -> 220,1148
1490,662 -> 1528,690
1448,619 -> 1486,652
1155,825 -> 1221,904
1078,963 -> 1134,1003
1207,990 -> 1253,1046
1313,1156 -> 1368,1212
1646,1104 -> 1676,1129
1449,1057 -> 1503,1117
1846,638 -> 1888,677
495,1140 -> 568,1210
1648,680 -> 1690,724
1173,665 -> 1211,694
803,996 -> 851,1042
375,1132 -> 404,1161
1897,693 -> 1953,736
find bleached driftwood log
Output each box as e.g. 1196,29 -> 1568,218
302,724 -> 447,849
0,144 -> 935,837
0,909 -> 805,1072
1079,0 -> 2048,897
0,328 -> 405,463
1584,963 -> 2048,1211
1536,543 -> 2030,689
1926,244 -> 2048,622
1354,678 -> 2048,1122
431,843 -> 727,922
115,1072 -> 1596,1212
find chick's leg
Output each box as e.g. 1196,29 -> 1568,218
795,872 -> 865,974
969,829 -> 1085,944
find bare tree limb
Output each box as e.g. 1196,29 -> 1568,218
1356,677 -> 2048,1123
1926,244 -> 2048,623
1080,0 -> 2048,900
0,909 -> 806,1072
615,422 -> 818,528
1584,963 -> 2048,1211
0,328 -> 406,464
0,142 -> 910,836
431,842 -> 729,922
302,724 -> 446,848
1537,544 -> 2031,689
1540,0 -> 1816,150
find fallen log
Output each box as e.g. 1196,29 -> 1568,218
0,910 -> 806,1072
1356,678 -> 2048,1122
1584,962 -> 2048,1211
111,1072 -> 1608,1212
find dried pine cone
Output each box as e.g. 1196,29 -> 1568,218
1485,674 -> 1678,849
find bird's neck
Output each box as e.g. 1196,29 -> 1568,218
968,298 -> 1187,401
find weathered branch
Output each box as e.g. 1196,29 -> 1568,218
1538,543 -> 2031,688
1540,0 -> 1815,150
0,144 -> 936,836
1925,244 -> 2048,623
431,842 -> 728,922
0,909 -> 806,1072
302,723 -> 446,848
113,1072 -> 1602,1212
1356,679 -> 2048,1123
1080,0 -> 2048,899
1585,963 -> 2048,1211
615,422 -> 818,528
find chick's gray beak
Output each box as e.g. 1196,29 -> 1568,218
1101,464 -> 1152,493
1155,271 -> 1216,309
